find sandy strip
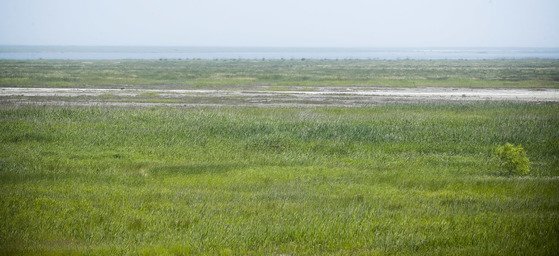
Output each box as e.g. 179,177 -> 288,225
1,87 -> 558,107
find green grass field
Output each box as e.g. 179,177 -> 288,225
1,103 -> 558,255
1,59 -> 558,89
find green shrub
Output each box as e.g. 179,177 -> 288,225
494,143 -> 531,175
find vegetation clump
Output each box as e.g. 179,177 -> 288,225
494,143 -> 531,175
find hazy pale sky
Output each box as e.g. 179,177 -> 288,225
0,0 -> 558,47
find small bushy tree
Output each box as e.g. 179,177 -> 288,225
494,143 -> 530,175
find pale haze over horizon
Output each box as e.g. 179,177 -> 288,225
0,0 -> 558,48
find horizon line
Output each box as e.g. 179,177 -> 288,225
1,45 -> 559,49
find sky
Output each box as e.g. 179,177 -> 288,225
0,0 -> 558,47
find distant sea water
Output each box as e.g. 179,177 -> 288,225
1,46 -> 558,60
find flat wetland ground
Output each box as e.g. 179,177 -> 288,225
1,59 -> 558,89
0,60 -> 558,255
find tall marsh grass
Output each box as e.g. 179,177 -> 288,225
0,102 -> 558,255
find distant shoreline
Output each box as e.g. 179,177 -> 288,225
1,46 -> 559,60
